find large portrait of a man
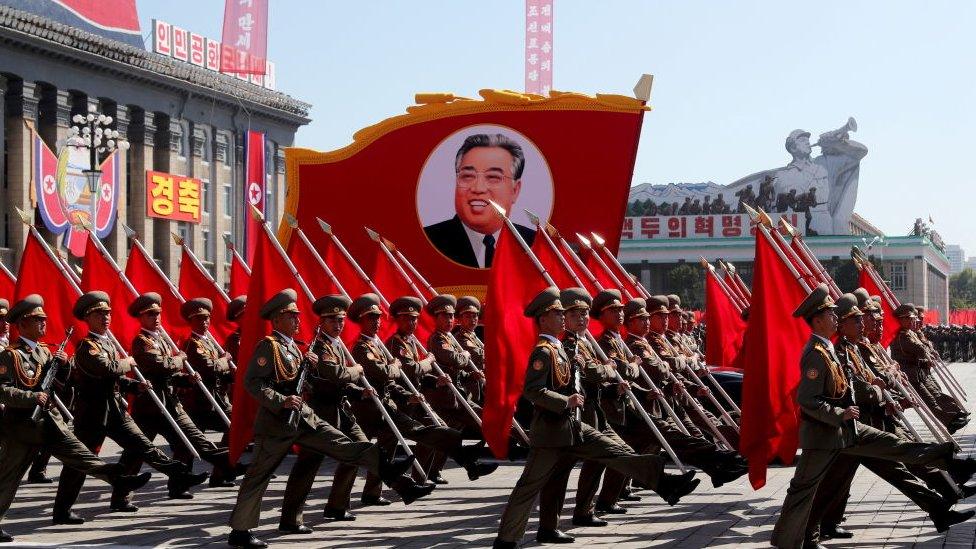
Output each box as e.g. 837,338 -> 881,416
419,126 -> 551,269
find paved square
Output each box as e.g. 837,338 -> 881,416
4,364 -> 975,548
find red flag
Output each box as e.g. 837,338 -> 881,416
228,250 -> 251,298
228,227 -> 315,465
738,233 -> 811,489
0,263 -> 15,300
286,235 -> 342,298
369,246 -> 434,343
321,238 -> 372,298
705,273 -> 747,370
81,235 -> 140,348
14,231 -> 85,351
859,269 -> 900,347
178,249 -> 233,342
482,229 -> 551,458
124,242 -> 188,344
582,249 -> 618,293
599,247 -> 642,298
220,0 -> 268,74
531,231 -> 578,289
243,131 -> 266,262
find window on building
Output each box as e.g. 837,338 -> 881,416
201,180 -> 210,215
202,229 -> 213,262
223,184 -> 232,218
888,261 -> 907,291
177,223 -> 192,250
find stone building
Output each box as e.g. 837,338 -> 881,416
0,5 -> 310,287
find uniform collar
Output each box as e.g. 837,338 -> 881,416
812,333 -> 835,351
273,330 -> 295,346
18,336 -> 38,352
540,333 -> 562,348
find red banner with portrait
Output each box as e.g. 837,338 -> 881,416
282,90 -> 647,299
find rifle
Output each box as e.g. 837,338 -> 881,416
30,327 -> 75,422
288,326 -> 322,428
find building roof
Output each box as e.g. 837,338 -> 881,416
0,4 -> 310,120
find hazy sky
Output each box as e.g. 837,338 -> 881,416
136,1 -> 976,256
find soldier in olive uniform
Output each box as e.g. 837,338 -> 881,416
0,295 -> 151,540
117,293 -> 237,500
806,294 -> 968,544
492,288 -> 700,549
224,296 -> 246,362
770,285 -> 975,549
0,299 -> 9,348
426,294 -> 486,436
53,291 -> 206,519
227,289 -> 426,549
279,294 -> 428,524
890,304 -> 968,432
181,298 -> 234,445
451,296 -> 485,403
348,294 -> 496,487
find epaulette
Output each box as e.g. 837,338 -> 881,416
812,342 -> 834,364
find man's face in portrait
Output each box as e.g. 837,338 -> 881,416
454,146 -> 522,235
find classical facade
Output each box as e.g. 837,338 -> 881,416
0,5 -> 309,287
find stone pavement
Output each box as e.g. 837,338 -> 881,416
4,364 -> 976,548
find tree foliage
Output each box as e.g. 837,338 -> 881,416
666,263 -> 704,310
950,269 -> 976,309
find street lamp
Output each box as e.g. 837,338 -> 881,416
66,108 -> 130,194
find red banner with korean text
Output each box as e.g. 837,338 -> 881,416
244,130 -> 266,262
525,0 -> 553,95
282,90 -> 647,302
220,0 -> 268,74
146,171 -> 202,223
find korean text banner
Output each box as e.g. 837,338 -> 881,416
146,171 -> 202,223
282,89 -> 648,300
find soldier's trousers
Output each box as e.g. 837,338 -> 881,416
598,413 -> 740,508
53,411 -> 188,516
496,422 -> 665,544
770,423 -> 954,549
422,398 -> 484,479
806,453 -> 947,542
1,422 -> 118,523
535,425 -> 631,529
905,367 -> 966,425
228,421 -> 379,531
116,403 -> 230,502
279,410 -> 381,525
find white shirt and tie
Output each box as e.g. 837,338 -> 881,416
461,224 -> 500,268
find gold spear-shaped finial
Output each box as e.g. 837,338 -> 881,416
591,233 -> 607,248
365,227 -> 381,242
488,199 -> 507,217
742,203 -> 760,221
699,256 -> 713,271
14,207 -> 32,226
756,208 -> 774,228
524,209 -> 541,226
544,223 -> 560,238
249,204 -> 265,222
316,217 -> 332,235
283,213 -> 298,228
171,232 -> 185,246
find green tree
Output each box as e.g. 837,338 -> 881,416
666,263 -> 705,310
950,269 -> 976,309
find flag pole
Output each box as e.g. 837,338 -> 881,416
591,232 -> 651,298
14,210 -> 199,458
552,227 -> 604,292
744,206 -> 812,293
223,234 -> 252,276
780,219 -> 842,297
722,260 -> 753,302
488,201 -> 689,472
249,207 -> 427,480
0,258 -> 17,281
282,214 -> 349,299
576,233 -> 633,300
717,260 -> 750,307
315,218 -> 390,309
701,258 -> 744,315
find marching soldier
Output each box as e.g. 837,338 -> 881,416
451,296 -> 485,403
492,288 -> 700,549
53,291 -> 206,520
0,298 -> 9,348
0,295 -> 151,540
224,296 -> 246,362
890,304 -> 969,432
116,293 -> 238,500
181,298 -> 234,444
348,294 -> 496,489
770,285 -> 975,549
227,289 -> 428,548
280,294 -> 427,525
805,293 -> 968,544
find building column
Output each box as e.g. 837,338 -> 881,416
151,117 -> 185,280
127,109 -> 156,262
4,80 -> 41,270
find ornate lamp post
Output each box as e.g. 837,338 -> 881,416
66,109 -> 130,194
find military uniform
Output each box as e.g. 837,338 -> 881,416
770,285 -> 970,549
54,292 -> 203,518
280,294 -> 387,524
348,294 -> 492,483
224,296 -> 246,363
451,296 -> 485,403
228,290 -> 426,548
182,299 -> 234,438
492,288 -> 700,549
117,294 -> 235,499
0,296 -> 149,537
